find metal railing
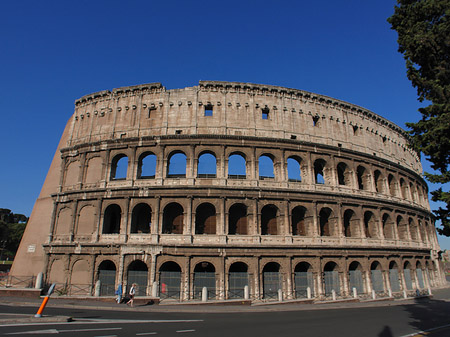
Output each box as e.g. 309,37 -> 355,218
0,275 -> 35,288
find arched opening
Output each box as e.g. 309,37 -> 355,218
228,262 -> 249,299
419,220 -> 428,244
337,162 -> 351,186
403,262 -> 413,290
137,152 -> 156,179
194,262 -> 216,300
319,207 -> 333,236
127,260 -> 148,296
259,154 -> 275,180
111,154 -> 128,180
162,203 -> 183,234
323,262 -> 340,296
416,262 -> 425,289
167,152 -> 186,178
198,152 -> 217,178
409,218 -> 419,241
262,262 -> 281,299
195,203 -> 216,234
314,159 -> 326,184
400,178 -> 408,199
389,261 -> 401,292
382,214 -> 395,239
291,206 -> 307,236
294,262 -> 314,298
349,261 -> 364,294
364,211 -> 377,238
287,156 -> 302,182
374,170 -> 385,194
102,204 -> 121,234
357,165 -> 368,190
261,205 -> 278,235
228,153 -> 246,179
98,260 -> 116,296
130,203 -> 151,234
410,183 -> 417,202
370,261 -> 384,293
228,203 -> 248,235
397,216 -> 408,241
159,261 -> 182,300
343,209 -> 359,238
388,174 -> 396,196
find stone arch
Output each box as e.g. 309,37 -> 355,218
323,261 -> 340,295
228,203 -> 248,235
64,160 -> 79,187
287,156 -> 302,182
159,261 -> 182,300
403,261 -> 413,290
261,204 -> 278,235
416,261 -> 425,289
337,162 -> 351,186
162,202 -> 184,234
294,262 -> 314,298
197,151 -> 217,178
388,174 -> 397,196
349,261 -> 364,294
48,259 -> 65,284
195,203 -> 216,234
131,203 -> 151,234
76,205 -> 96,235
137,152 -> 156,179
70,259 -> 90,292
291,206 -> 308,236
370,261 -> 384,293
319,207 -> 335,236
389,261 -> 401,292
193,261 -> 216,300
84,156 -> 103,184
409,218 -> 419,241
110,154 -> 128,180
382,213 -> 395,239
102,204 -> 121,234
262,262 -> 281,299
314,159 -> 326,184
343,209 -> 359,238
55,207 -> 72,236
259,154 -> 275,180
374,170 -> 385,194
167,151 -> 187,178
400,178 -> 408,199
228,262 -> 249,299
127,260 -> 148,296
356,165 -> 370,190
97,260 -> 116,296
396,215 -> 408,241
228,152 -> 246,179
364,211 -> 377,238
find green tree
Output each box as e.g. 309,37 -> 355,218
0,209 -> 28,259
388,0 -> 450,235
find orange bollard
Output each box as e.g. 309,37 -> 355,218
35,283 -> 56,318
35,296 -> 49,317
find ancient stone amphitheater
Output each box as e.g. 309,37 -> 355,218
11,81 -> 445,301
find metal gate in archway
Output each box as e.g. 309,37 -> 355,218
127,270 -> 148,296
416,269 -> 425,289
389,269 -> 401,292
371,270 -> 384,293
160,271 -> 181,299
324,271 -> 340,296
349,270 -> 364,294
98,270 -> 116,296
193,272 -> 216,300
294,272 -> 314,298
228,272 -> 248,299
404,269 -> 413,290
263,272 -> 281,299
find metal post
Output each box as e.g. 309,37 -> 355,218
372,289 -> 376,300
202,287 -> 208,302
244,285 -> 249,300
307,286 -> 311,299
332,289 -> 336,301
353,287 -> 357,298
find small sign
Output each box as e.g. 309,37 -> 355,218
27,244 -> 36,253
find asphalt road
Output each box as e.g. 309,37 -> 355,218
1,293 -> 450,337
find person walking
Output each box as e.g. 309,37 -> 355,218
126,283 -> 137,307
115,283 -> 123,304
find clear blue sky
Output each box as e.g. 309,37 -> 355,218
1,0 -> 448,249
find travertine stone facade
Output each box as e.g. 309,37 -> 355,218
11,81 -> 445,301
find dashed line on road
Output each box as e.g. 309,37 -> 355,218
176,330 -> 195,333
136,333 -> 158,335
398,323 -> 450,337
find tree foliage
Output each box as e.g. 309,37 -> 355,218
388,0 -> 450,235
0,209 -> 28,259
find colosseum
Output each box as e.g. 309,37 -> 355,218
10,81 -> 445,301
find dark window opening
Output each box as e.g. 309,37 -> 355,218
262,107 -> 269,120
162,203 -> 184,234
204,105 -> 213,116
228,203 -> 248,235
131,203 -> 151,234
195,203 -> 216,234
312,115 -> 320,126
261,205 -> 278,235
103,204 -> 121,234
292,206 -> 306,236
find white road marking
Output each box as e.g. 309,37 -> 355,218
136,333 -> 158,335
5,327 -> 122,335
176,330 -> 195,333
398,323 -> 450,337
0,319 -> 203,327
